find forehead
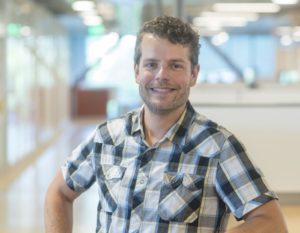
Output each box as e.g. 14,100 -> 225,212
140,34 -> 190,61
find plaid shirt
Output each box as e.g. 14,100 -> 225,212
62,101 -> 277,233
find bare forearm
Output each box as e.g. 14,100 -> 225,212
225,216 -> 287,233
44,194 -> 73,233
44,191 -> 74,233
225,200 -> 288,233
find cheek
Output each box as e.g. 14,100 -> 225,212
139,71 -> 154,83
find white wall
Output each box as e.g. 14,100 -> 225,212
190,83 -> 300,193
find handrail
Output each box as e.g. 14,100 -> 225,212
72,37 -> 121,89
203,36 -> 244,81
71,36 -> 121,117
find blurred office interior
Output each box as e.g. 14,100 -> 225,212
0,0 -> 300,232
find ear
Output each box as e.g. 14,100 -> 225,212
190,64 -> 200,86
134,64 -> 140,84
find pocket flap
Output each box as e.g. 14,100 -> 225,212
182,173 -> 204,190
103,165 -> 126,180
163,172 -> 183,186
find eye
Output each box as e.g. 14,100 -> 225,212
144,62 -> 157,69
171,63 -> 184,70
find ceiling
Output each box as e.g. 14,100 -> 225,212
33,0 -> 74,15
33,0 -> 300,36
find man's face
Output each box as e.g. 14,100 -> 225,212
134,34 -> 199,115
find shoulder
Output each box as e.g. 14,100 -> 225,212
184,111 -> 237,156
190,111 -> 232,139
191,112 -> 247,160
94,108 -> 140,144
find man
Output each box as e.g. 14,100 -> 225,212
45,16 -> 288,233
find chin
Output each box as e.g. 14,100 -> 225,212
146,102 -> 184,115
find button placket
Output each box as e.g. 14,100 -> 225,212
135,172 -> 148,191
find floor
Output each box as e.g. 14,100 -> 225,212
0,120 -> 299,233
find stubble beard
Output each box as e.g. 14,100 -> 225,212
139,85 -> 190,116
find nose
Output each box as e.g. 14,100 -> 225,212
155,64 -> 170,80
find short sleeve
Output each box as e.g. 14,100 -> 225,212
215,134 -> 277,220
61,129 -> 97,192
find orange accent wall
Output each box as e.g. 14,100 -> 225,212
73,88 -> 108,118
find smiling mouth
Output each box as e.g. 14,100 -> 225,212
150,87 -> 176,93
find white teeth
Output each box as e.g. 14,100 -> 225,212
152,88 -> 173,93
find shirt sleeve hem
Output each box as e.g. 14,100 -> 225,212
233,191 -> 278,221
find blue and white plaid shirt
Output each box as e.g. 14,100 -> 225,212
62,101 -> 277,233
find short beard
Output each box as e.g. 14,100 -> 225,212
139,86 -> 189,116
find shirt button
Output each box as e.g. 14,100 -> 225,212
139,179 -> 145,184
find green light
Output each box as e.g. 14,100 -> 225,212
7,23 -> 21,36
88,25 -> 106,36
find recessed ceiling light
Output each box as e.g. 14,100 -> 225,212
72,1 -> 95,12
211,32 -> 229,46
201,11 -> 259,22
280,35 -> 293,46
213,3 -> 281,13
272,0 -> 298,4
193,16 -> 248,28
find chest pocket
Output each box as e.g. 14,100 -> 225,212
96,164 -> 126,213
158,172 -> 204,223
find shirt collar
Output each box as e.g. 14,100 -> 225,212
130,105 -> 144,136
168,101 -> 196,147
130,101 -> 196,147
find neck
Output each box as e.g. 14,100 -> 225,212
143,105 -> 186,146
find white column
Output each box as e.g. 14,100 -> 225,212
155,0 -> 163,17
0,0 -> 7,169
173,0 -> 185,20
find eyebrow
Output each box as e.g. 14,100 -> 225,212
169,59 -> 186,63
142,58 -> 158,62
142,58 -> 186,63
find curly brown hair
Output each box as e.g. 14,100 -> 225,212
134,15 -> 200,68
